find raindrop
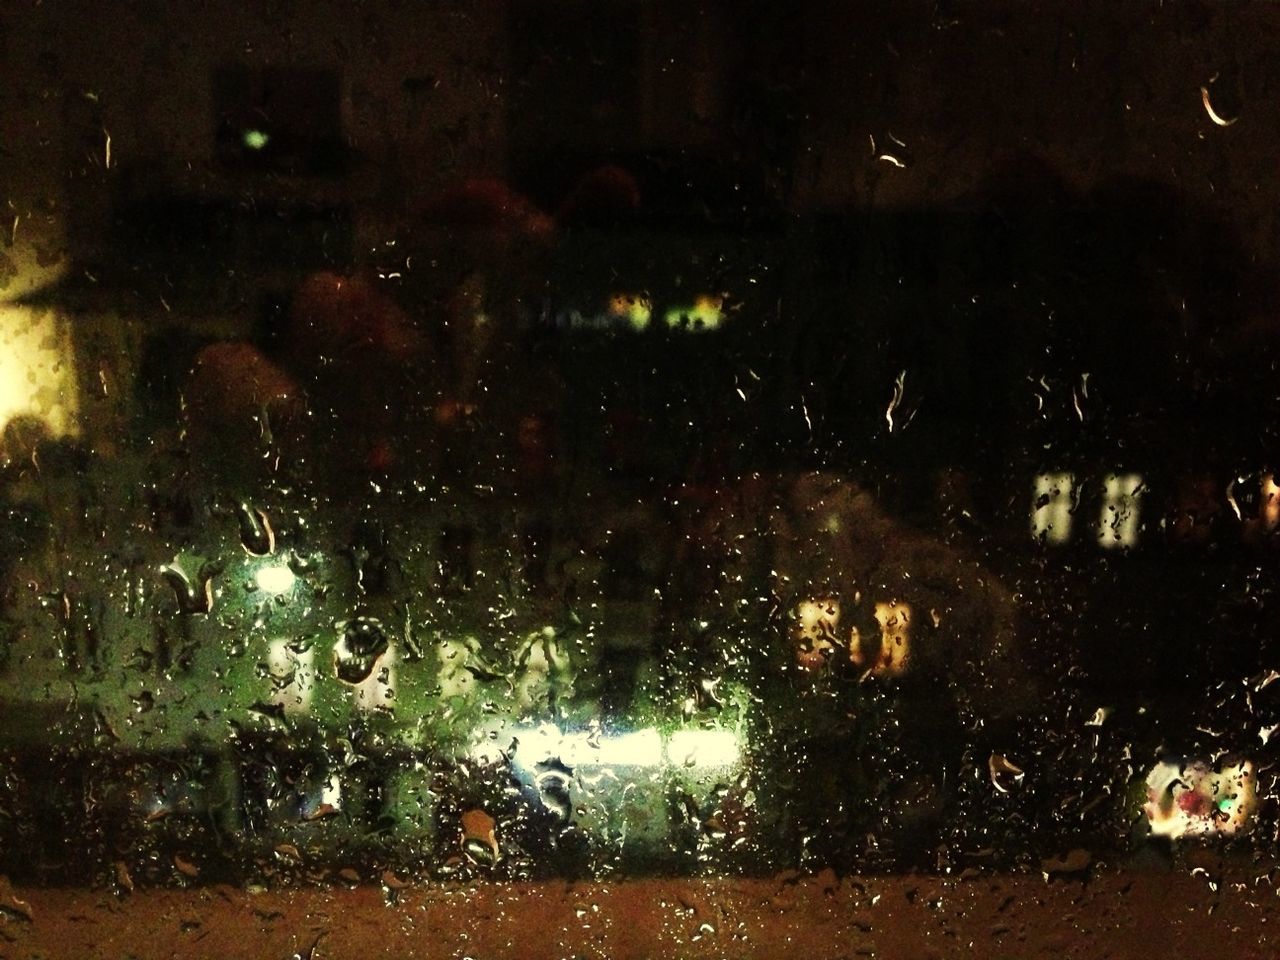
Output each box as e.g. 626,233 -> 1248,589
988,754 -> 1025,793
159,559 -> 217,615
334,617 -> 389,684
235,501 -> 275,556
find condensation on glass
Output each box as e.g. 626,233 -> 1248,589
1,3 -> 1279,956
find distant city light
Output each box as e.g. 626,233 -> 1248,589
267,638 -> 314,714
667,728 -> 739,770
871,601 -> 911,676
242,128 -> 270,150
254,563 -> 296,595
1262,475 -> 1280,531
664,295 -> 723,331
1144,759 -> 1255,838
794,598 -> 839,669
0,278 -> 80,442
1099,473 -> 1144,548
607,293 -> 652,331
474,724 -> 741,774
1032,472 -> 1074,544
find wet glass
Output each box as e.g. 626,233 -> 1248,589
1,2 -> 1279,956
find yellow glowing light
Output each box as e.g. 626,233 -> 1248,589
664,295 -> 723,331
794,598 -> 839,668
1145,759 -> 1255,838
473,724 -> 739,773
1032,472 -> 1074,544
667,728 -> 740,770
607,293 -> 652,331
870,600 -> 911,676
588,729 -> 664,767
0,301 -> 80,443
1099,473 -> 1143,548
254,563 -> 296,595
1262,475 -> 1280,531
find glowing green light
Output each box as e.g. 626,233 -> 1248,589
1218,797 -> 1234,813
663,295 -> 723,332
242,129 -> 270,150
608,293 -> 652,331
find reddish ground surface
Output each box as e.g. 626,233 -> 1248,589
0,864 -> 1275,959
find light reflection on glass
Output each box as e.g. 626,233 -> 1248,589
267,638 -> 315,714
668,728 -> 739,770
1031,472 -> 1074,544
472,724 -> 740,774
1144,758 -> 1255,838
607,293 -> 652,331
0,300 -> 80,441
1262,474 -> 1280,531
253,563 -> 296,595
663,294 -> 723,331
1099,473 -> 1144,549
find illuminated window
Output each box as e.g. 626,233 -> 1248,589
848,601 -> 912,677
608,293 -> 652,330
267,639 -> 315,715
1098,473 -> 1144,549
0,299 -> 80,442
663,294 -> 724,331
1144,758 -> 1255,838
1031,472 -> 1074,544
352,649 -> 395,712
871,601 -> 911,676
793,598 -> 839,669
1262,474 -> 1280,531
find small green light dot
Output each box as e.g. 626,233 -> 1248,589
1218,797 -> 1233,812
243,129 -> 270,150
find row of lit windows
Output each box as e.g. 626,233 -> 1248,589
1031,472 -> 1280,546
1032,472 -> 1144,547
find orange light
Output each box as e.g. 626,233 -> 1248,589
793,599 -> 839,670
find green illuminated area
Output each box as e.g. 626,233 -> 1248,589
663,295 -> 723,331
0,458 -> 760,875
242,128 -> 270,150
607,293 -> 652,331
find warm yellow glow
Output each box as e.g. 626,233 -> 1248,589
667,729 -> 740,770
1099,473 -> 1143,548
587,729 -> 664,768
868,601 -> 911,676
1262,475 -> 1280,531
794,598 -> 839,668
254,563 -> 295,595
0,301 -> 79,442
472,724 -> 739,773
461,807 -> 500,862
664,294 -> 723,331
1144,759 -> 1255,838
607,293 -> 652,331
1031,472 -> 1073,543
